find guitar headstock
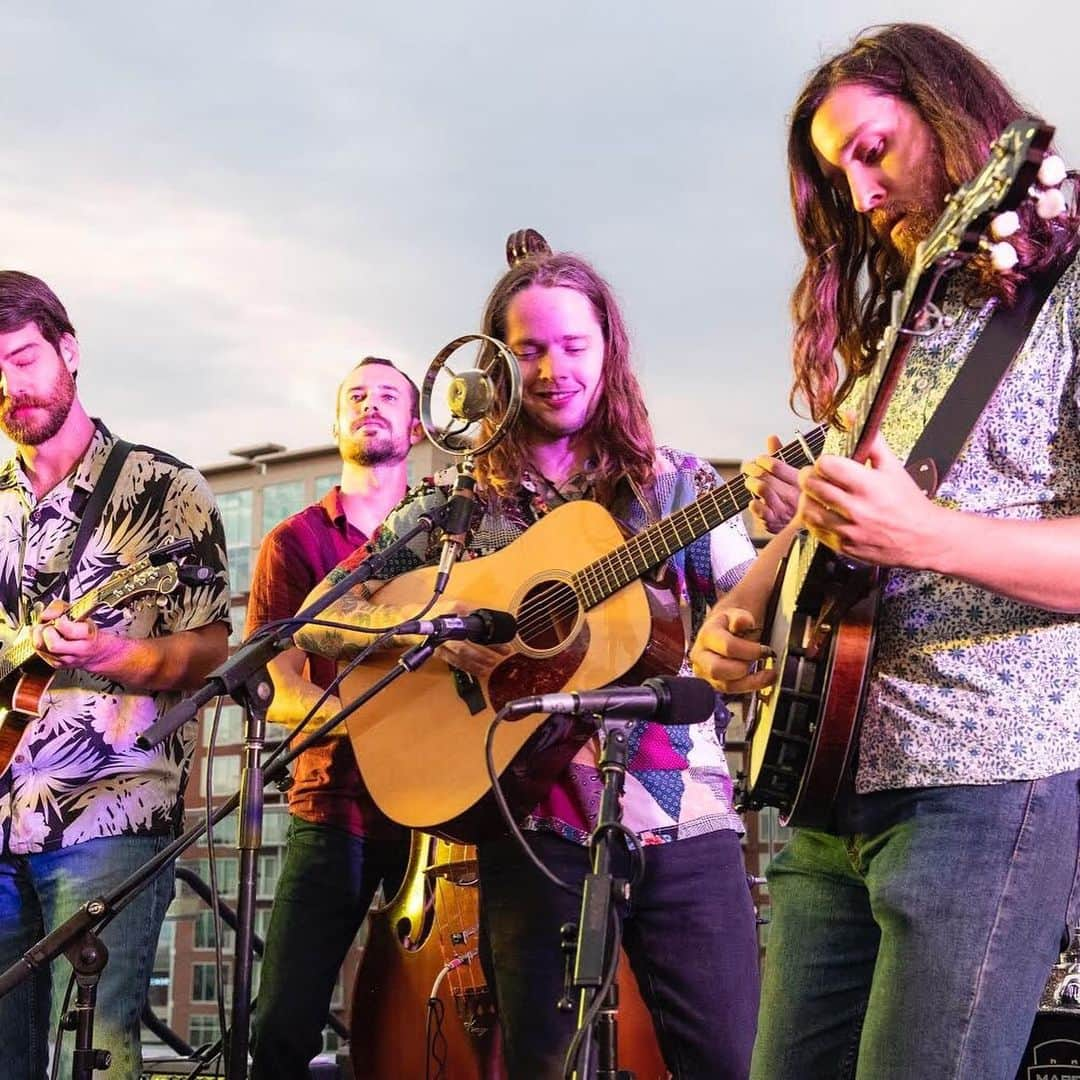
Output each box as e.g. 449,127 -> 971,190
93,557 -> 182,610
849,119 -> 1068,460
85,540 -> 196,616
914,118 -> 1060,278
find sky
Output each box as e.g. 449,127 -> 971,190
1,2 -> 1077,470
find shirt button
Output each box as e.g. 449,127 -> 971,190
13,754 -> 26,765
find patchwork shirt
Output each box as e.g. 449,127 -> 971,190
358,446 -> 756,844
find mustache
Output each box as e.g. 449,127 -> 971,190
1,396 -> 49,413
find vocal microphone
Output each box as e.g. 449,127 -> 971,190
398,608 -> 517,645
502,675 -> 717,725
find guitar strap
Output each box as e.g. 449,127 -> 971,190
41,437 -> 133,608
905,259 -> 1071,495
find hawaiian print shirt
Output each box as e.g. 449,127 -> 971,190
833,252 -> 1080,792
359,446 -> 756,845
0,421 -> 230,854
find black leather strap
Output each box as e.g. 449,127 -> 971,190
57,438 -> 133,603
906,261 -> 1070,494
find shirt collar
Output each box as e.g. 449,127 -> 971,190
0,418 -> 113,506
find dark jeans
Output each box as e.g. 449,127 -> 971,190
478,828 -> 760,1080
751,770 -> 1080,1080
249,818 -> 408,1080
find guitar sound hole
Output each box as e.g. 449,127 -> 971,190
517,579 -> 580,651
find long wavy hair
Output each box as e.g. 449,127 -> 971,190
472,252 -> 656,507
789,23 -> 1079,422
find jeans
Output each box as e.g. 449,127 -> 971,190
0,833 -> 175,1080
750,770 -> 1080,1080
478,828 -> 760,1080
249,817 -> 408,1080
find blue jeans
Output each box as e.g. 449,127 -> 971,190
478,828 -> 760,1079
751,770 -> 1080,1080
250,817 -> 408,1080
0,833 -> 175,1080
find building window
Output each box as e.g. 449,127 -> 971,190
257,849 -> 282,899
147,971 -> 170,1009
217,489 -> 253,595
202,753 -> 241,797
262,807 -> 289,846
255,906 -> 273,942
203,703 -> 245,748
262,480 -> 306,534
194,910 -> 236,952
192,963 -> 220,1002
189,1015 -> 221,1047
192,856 -> 239,898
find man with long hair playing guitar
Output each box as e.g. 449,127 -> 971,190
296,248 -> 777,1077
692,23 -> 1080,1079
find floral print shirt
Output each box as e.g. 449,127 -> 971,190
834,253 -> 1080,792
0,421 -> 230,853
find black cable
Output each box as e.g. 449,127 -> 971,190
562,907 -> 623,1080
202,696 -> 230,1062
483,709 -> 579,895
425,994 -> 448,1080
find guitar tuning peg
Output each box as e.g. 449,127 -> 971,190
1038,154 -> 1067,188
1036,186 -> 1068,220
989,240 -> 1019,271
990,210 -> 1020,239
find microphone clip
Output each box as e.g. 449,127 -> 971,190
433,462 -> 478,596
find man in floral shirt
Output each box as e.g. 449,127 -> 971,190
693,24 -> 1080,1079
0,271 -> 230,1078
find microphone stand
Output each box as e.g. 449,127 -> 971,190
0,631 -> 454,1077
0,507 -> 452,1079
564,721 -> 638,1080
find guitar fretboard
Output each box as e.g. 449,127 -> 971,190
573,426 -> 828,608
0,555 -> 169,682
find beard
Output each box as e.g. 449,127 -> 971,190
869,205 -> 941,271
0,365 -> 76,445
340,428 -> 410,467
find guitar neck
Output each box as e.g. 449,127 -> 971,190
573,426 -> 828,607
0,577 -> 121,681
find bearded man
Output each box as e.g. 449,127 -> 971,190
247,357 -> 420,1078
692,24 -> 1080,1079
0,270 -> 230,1079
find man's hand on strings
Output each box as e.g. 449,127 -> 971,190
30,599 -> 126,672
744,435 -> 802,535
798,431 -> 946,569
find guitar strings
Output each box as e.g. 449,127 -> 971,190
508,429 -> 827,642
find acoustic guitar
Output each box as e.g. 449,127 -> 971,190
0,539 -> 193,775
340,427 -> 826,839
737,118 -> 1061,828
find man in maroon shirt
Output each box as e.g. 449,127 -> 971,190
248,357 -> 422,1078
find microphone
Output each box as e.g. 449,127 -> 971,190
502,676 -> 717,725
447,369 -> 496,422
398,608 -> 517,645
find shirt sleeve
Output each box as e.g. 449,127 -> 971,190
688,457 -> 757,594
158,466 -> 231,634
246,516 -> 319,636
